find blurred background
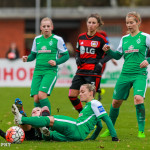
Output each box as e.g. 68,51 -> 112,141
0,0 -> 150,87
0,0 -> 150,58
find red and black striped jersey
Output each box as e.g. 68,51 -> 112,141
76,32 -> 110,77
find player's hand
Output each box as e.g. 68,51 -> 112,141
102,44 -> 110,52
76,57 -> 82,66
111,59 -> 118,66
48,60 -> 56,66
22,56 -> 28,62
140,60 -> 149,68
95,62 -> 102,73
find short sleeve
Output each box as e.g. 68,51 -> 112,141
57,37 -> 68,54
146,34 -> 150,49
116,38 -> 123,54
31,38 -> 37,53
91,100 -> 107,117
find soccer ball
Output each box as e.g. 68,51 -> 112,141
6,126 -> 25,144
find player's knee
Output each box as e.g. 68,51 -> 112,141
38,91 -> 47,100
34,95 -> 39,103
68,89 -> 79,97
112,99 -> 123,108
134,95 -> 144,104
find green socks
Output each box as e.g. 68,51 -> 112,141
34,102 -> 41,107
109,104 -> 120,126
40,98 -> 51,115
21,116 -> 50,128
34,98 -> 51,115
135,103 -> 145,132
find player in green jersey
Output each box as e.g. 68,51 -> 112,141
100,11 -> 150,138
12,84 -> 119,141
22,17 -> 69,115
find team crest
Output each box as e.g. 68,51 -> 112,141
136,38 -> 141,44
91,41 -> 98,47
49,41 -> 53,46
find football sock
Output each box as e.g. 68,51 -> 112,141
135,103 -> 145,132
69,97 -> 83,113
0,129 -> 6,139
40,98 -> 51,115
21,116 -> 50,128
34,102 -> 41,108
109,104 -> 120,125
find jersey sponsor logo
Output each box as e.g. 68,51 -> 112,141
91,41 -> 98,47
41,46 -> 47,50
126,45 -> 139,53
80,46 -> 96,54
38,50 -> 51,53
63,44 -> 67,50
125,49 -> 139,53
128,45 -> 134,50
81,41 -> 84,45
98,105 -> 105,113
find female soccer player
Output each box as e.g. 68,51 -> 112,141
12,84 -> 119,141
68,13 -> 112,112
100,11 -> 150,138
22,17 -> 69,114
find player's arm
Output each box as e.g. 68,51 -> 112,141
56,51 -> 69,65
89,119 -> 102,140
106,49 -> 122,60
101,114 -> 118,141
23,37 -> 37,62
54,37 -> 70,65
91,101 -> 118,141
103,37 -> 123,60
27,52 -> 37,62
75,50 -> 82,66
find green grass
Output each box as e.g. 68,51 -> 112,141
0,87 -> 150,149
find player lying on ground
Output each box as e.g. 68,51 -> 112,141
0,98 -> 50,141
12,84 -> 119,141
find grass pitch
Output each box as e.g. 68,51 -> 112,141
0,87 -> 150,150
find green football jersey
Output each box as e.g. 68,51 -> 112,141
117,32 -> 150,74
31,34 -> 68,72
76,100 -> 107,138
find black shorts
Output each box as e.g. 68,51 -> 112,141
25,128 -> 42,141
70,75 -> 101,92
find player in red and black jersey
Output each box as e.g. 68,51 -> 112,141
68,14 -> 112,113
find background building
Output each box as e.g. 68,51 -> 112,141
0,0 -> 150,58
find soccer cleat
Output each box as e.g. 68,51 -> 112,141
15,98 -> 27,117
138,131 -> 145,138
12,104 -> 23,125
100,129 -> 110,137
40,127 -> 50,136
